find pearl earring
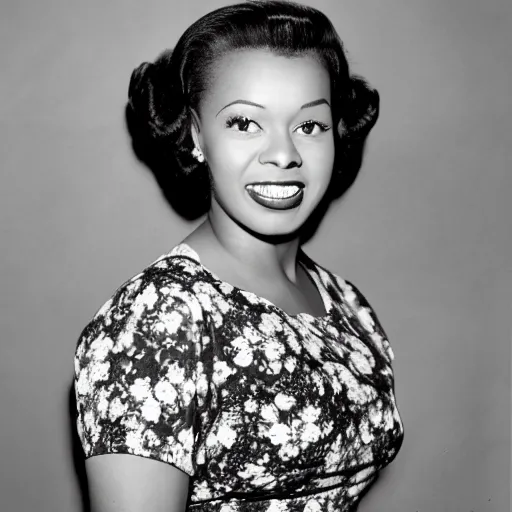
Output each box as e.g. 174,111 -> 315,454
192,147 -> 205,163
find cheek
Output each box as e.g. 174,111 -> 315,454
302,138 -> 335,178
205,138 -> 259,182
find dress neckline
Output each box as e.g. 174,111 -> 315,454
167,243 -> 333,321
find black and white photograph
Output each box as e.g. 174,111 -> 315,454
1,1 -> 510,511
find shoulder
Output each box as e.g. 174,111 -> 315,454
90,252 -> 205,322
339,278 -> 396,363
301,251 -> 395,362
301,250 -> 376,312
75,252 -> 210,363
300,250 -> 356,303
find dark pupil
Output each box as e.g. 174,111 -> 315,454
239,118 -> 251,131
302,122 -> 314,134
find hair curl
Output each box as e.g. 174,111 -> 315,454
126,0 -> 379,219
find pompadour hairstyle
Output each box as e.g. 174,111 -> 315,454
127,0 -> 379,219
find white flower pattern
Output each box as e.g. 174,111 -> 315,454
75,243 -> 403,512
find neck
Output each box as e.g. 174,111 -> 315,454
194,207 -> 302,283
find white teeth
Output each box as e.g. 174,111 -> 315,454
247,184 -> 301,199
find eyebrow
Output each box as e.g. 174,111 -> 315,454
216,98 -> 330,116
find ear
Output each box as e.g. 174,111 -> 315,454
190,109 -> 204,151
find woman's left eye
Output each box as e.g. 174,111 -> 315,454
295,121 -> 330,136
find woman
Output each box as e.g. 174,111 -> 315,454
74,1 -> 404,511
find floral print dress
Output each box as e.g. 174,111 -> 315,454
75,243 -> 403,511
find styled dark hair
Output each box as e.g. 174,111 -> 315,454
127,0 -> 379,219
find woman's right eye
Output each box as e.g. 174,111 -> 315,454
225,115 -> 261,133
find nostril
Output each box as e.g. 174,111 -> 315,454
259,151 -> 302,169
284,160 -> 302,169
258,135 -> 302,169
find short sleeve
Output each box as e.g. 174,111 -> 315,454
74,272 -> 204,476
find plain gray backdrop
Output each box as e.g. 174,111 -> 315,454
1,0 -> 510,511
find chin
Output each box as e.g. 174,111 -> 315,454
233,206 -> 314,241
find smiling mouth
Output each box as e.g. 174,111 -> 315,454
245,181 -> 305,210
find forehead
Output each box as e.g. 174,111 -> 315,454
202,49 -> 331,112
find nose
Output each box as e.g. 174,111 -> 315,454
259,130 -> 302,169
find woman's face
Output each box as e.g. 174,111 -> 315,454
192,49 -> 334,238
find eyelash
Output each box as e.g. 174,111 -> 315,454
298,120 -> 331,135
225,115 -> 258,132
224,115 -> 330,135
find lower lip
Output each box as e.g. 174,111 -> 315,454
246,188 -> 304,210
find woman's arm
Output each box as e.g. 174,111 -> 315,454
75,271 -> 206,512
86,454 -> 189,512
